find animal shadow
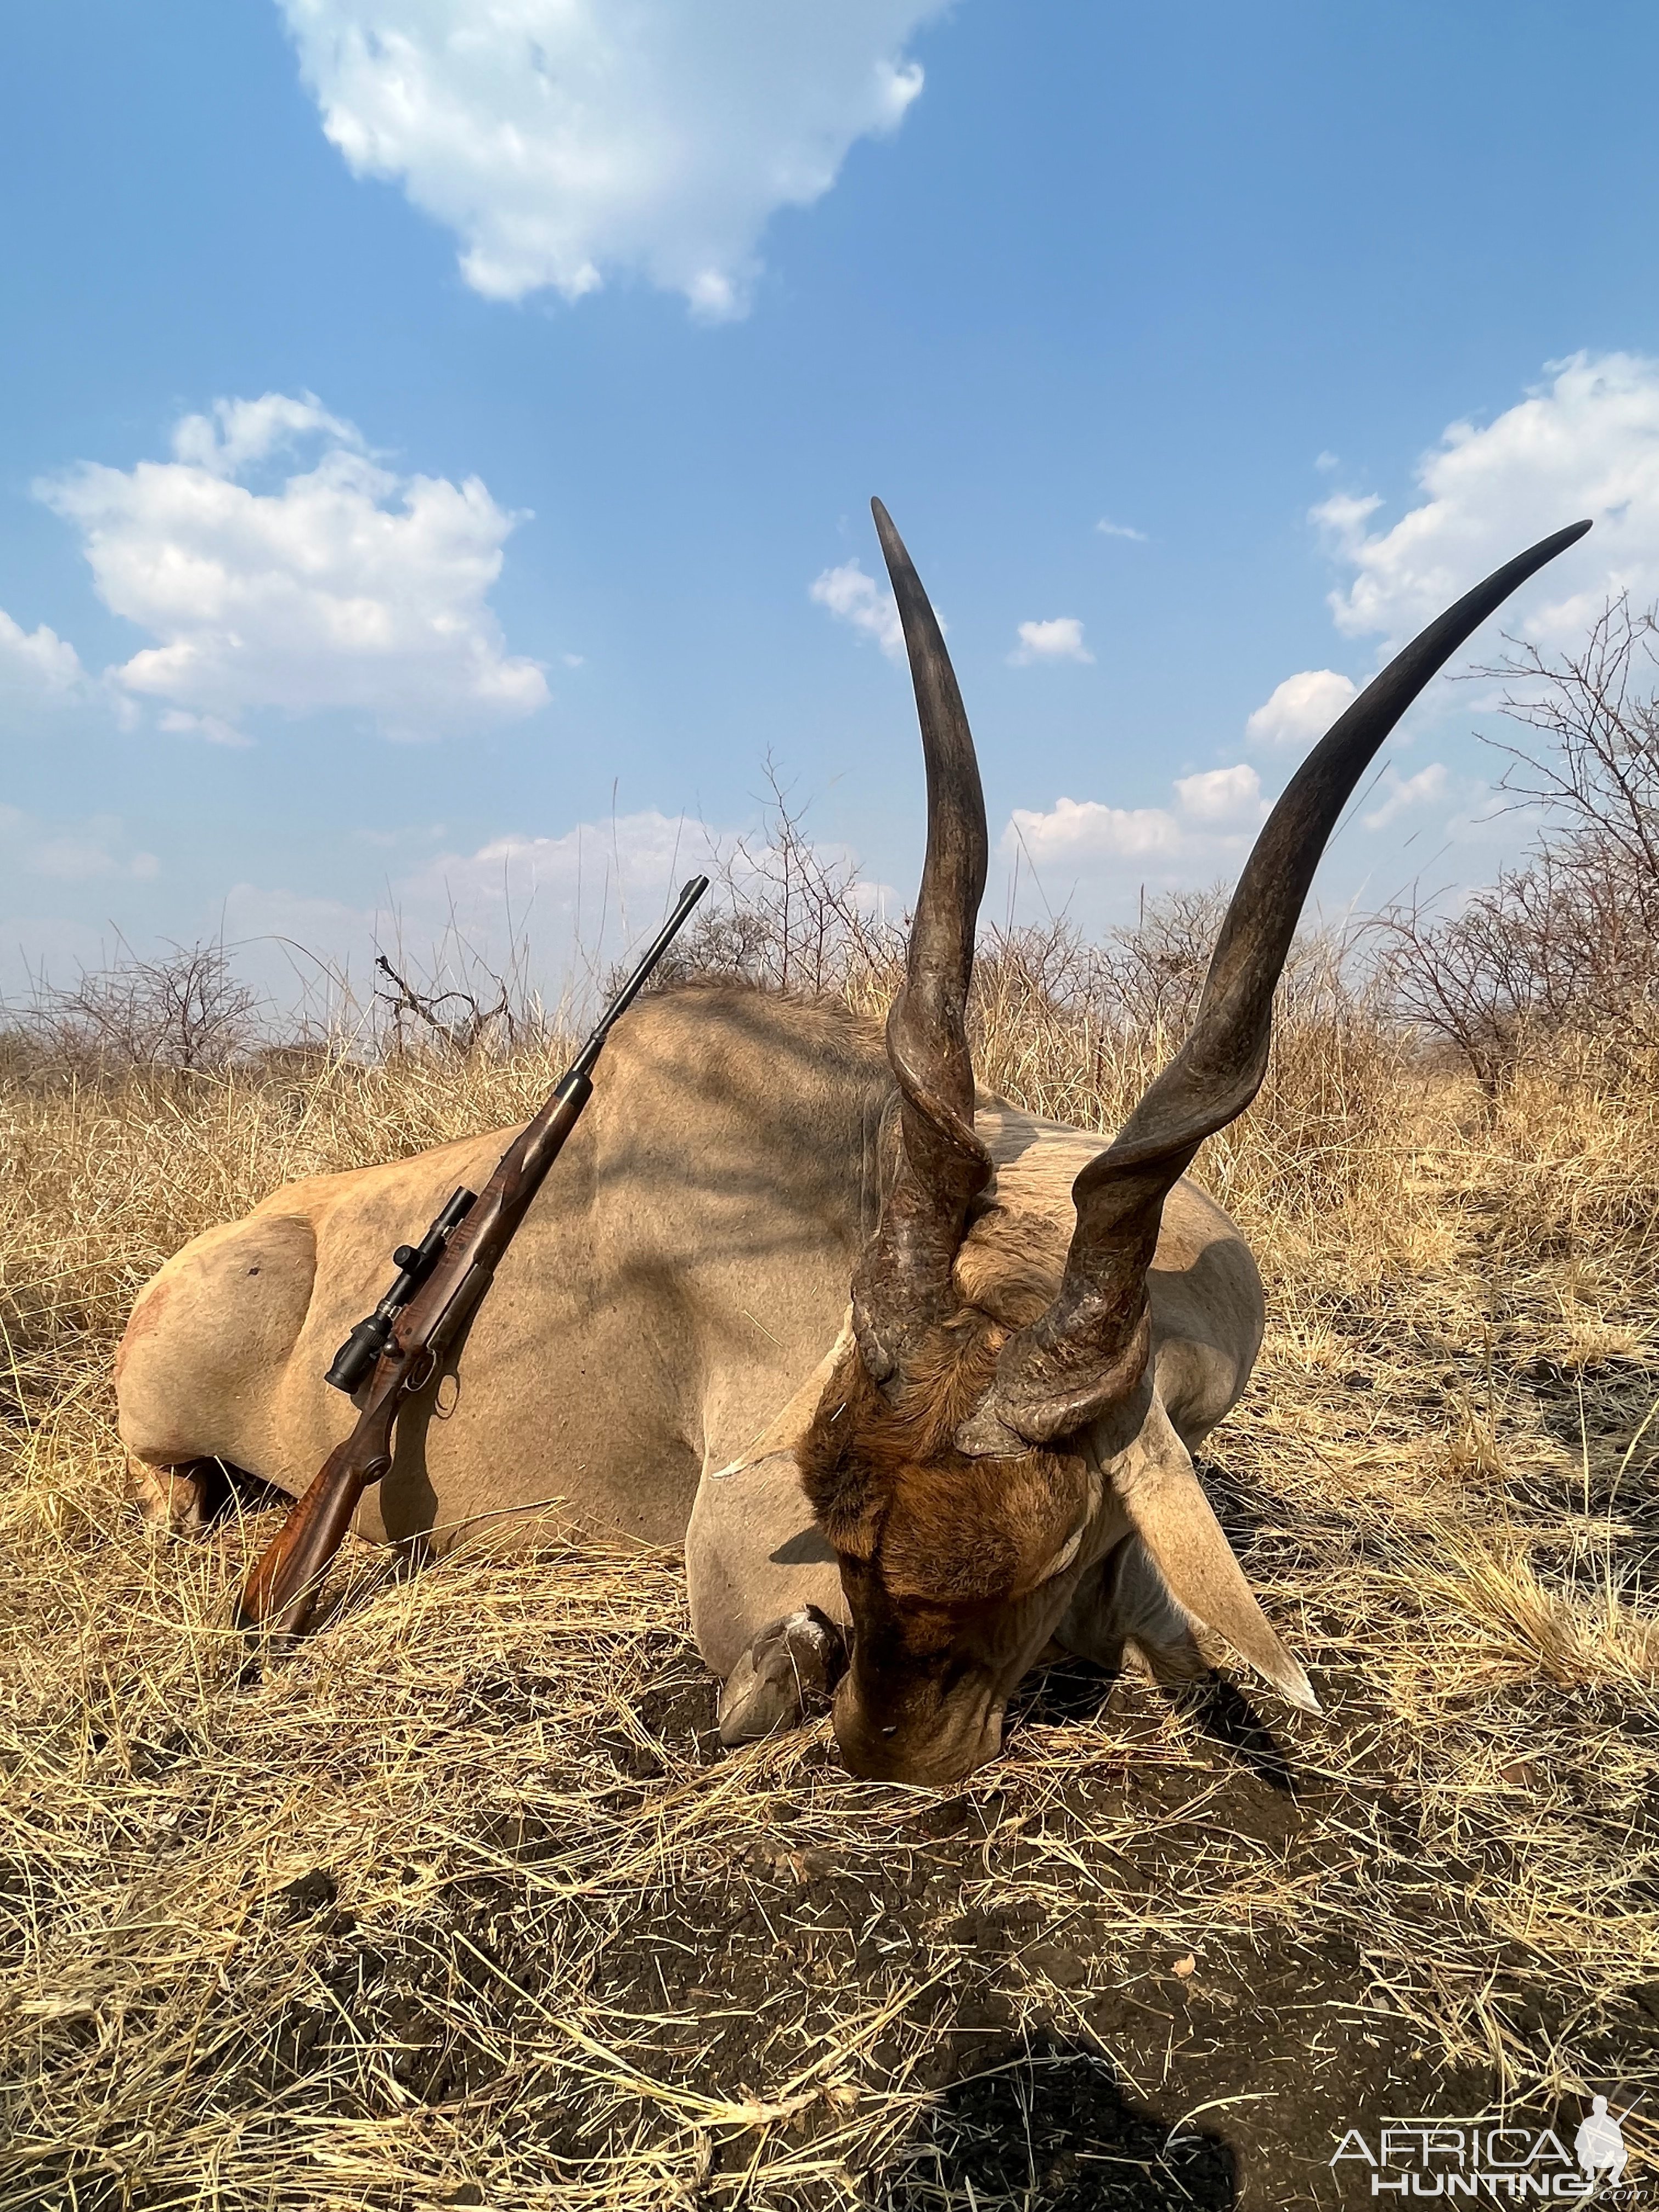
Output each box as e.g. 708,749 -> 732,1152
184,1455 -> 291,1527
1173,1673 -> 1297,1795
1015,1659 -> 1298,1796
873,2031 -> 1237,2208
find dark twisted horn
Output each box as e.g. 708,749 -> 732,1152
961,517 -> 1593,1452
852,499 -> 993,1384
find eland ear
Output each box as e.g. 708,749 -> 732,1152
1105,1399 -> 1321,1714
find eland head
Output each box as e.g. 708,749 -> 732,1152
797,499 -> 1590,1784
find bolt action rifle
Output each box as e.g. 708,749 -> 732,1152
235,875 -> 710,1643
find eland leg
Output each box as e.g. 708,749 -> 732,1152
1057,1533 -> 1209,1691
716,1606 -> 848,1746
129,1454 -> 230,1535
128,1452 -> 285,1536
685,1446 -> 850,1743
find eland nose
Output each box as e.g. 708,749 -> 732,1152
831,1684 -> 1002,1786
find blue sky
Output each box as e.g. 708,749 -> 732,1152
4,1 -> 1658,1006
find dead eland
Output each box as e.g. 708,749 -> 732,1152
114,501 -> 1590,1785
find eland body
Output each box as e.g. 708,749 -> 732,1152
115,504 -> 1589,1784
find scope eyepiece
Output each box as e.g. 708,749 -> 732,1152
325,1313 -> 395,1395
323,1184 -> 479,1396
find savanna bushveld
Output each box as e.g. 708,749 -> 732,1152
3,576 -> 1657,2208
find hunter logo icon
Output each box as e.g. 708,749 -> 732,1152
1330,2100 -> 1640,2198
1575,2098 -> 1628,2192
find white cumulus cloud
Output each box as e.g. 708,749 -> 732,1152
1318,351 -> 1656,647
0,804 -> 158,885
159,709 -> 256,751
1095,517 -> 1147,542
1245,667 -> 1359,750
222,800 -> 889,1011
1007,794 -> 1182,865
1361,761 -> 1448,832
0,608 -> 86,709
1006,761 -> 1262,871
402,809 -> 719,941
1009,616 -> 1093,666
170,392 -> 358,476
279,0 -> 945,317
1173,762 -> 1262,822
811,559 -> 904,660
223,811 -> 718,1008
37,393 -> 547,742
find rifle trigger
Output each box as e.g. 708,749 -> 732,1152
404,1347 -> 439,1396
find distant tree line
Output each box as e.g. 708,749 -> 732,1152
7,599 -> 1658,1092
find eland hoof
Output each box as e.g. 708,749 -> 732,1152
130,1456 -> 218,1536
717,1607 -> 847,1747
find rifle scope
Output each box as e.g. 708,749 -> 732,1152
324,1183 -> 477,1395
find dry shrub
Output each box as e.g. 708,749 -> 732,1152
9,939 -> 266,1081
1377,596 -> 1659,1088
650,763 -> 903,1005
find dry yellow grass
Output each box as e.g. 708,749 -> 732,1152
1,999 -> 1656,2208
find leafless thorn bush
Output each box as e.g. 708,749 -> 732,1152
12,936 -> 266,1079
365,896 -> 556,1060
646,760 -> 906,1008
1374,596 -> 1659,1088
372,949 -> 522,1058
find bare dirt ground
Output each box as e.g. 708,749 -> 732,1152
2,1023 -> 1656,2207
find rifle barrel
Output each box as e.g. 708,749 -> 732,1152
236,872 -> 710,1642
572,874 -> 709,1076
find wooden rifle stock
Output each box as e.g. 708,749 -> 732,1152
235,877 -> 709,1644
